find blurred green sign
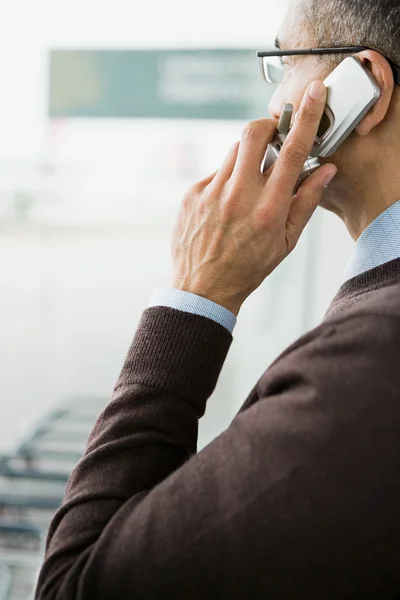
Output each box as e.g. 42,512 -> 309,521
49,49 -> 272,120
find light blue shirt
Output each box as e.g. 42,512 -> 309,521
148,287 -> 237,333
150,200 -> 400,334
345,199 -> 400,280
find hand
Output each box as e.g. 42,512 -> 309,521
171,81 -> 338,317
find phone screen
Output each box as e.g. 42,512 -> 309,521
317,110 -> 332,138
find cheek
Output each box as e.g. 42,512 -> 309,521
269,62 -> 332,121
290,60 -> 331,109
268,74 -> 309,119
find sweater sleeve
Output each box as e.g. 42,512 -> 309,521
35,307 -> 400,600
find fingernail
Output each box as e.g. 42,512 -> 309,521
324,168 -> 338,188
309,81 -> 325,100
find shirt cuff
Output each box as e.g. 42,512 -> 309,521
148,288 -> 237,334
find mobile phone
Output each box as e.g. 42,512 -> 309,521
262,56 -> 381,190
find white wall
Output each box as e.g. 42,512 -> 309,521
0,0 -> 356,452
0,0 -> 288,159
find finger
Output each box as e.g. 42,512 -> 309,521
268,81 -> 327,199
192,169 -> 219,194
232,119 -> 277,179
213,141 -> 240,184
286,163 -> 338,248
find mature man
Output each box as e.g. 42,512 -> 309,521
36,0 -> 400,598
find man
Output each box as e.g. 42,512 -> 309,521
35,0 -> 400,598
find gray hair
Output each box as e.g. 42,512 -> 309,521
303,0 -> 400,67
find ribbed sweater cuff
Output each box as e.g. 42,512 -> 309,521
115,307 -> 233,415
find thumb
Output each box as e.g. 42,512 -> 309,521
286,164 -> 338,246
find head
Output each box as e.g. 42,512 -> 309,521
269,0 -> 400,236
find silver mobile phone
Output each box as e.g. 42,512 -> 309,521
262,57 -> 381,190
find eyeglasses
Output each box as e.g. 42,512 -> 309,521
257,47 -> 400,86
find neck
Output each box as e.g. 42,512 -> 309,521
322,99 -> 400,240
322,147 -> 400,241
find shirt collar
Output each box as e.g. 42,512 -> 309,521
344,200 -> 400,281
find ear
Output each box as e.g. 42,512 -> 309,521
355,50 -> 395,136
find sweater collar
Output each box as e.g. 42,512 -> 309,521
335,256 -> 400,302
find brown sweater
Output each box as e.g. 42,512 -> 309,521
35,259 -> 400,600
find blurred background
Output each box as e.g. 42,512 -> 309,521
0,0 -> 353,597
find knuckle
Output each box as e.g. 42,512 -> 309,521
243,120 -> 266,140
220,183 -> 242,216
282,139 -> 309,166
253,203 -> 278,230
191,180 -> 205,195
224,187 -> 241,208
